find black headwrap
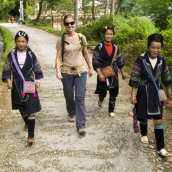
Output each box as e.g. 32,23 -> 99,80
147,33 -> 163,47
15,30 -> 29,42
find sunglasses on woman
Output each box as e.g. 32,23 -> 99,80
64,21 -> 75,26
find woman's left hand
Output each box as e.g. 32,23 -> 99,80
130,94 -> 137,104
88,68 -> 93,77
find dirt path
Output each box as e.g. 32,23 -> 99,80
0,23 -> 172,172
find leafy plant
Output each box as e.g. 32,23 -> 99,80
0,26 -> 14,84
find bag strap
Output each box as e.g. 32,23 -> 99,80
111,44 -> 118,65
142,59 -> 161,100
98,43 -> 118,65
11,52 -> 25,82
78,33 -> 83,47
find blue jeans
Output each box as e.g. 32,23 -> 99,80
61,72 -> 87,129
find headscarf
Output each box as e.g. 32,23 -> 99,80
147,33 -> 163,47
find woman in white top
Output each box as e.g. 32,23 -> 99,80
129,33 -> 172,156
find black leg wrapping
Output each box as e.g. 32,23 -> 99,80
109,97 -> 116,112
154,129 -> 164,150
140,123 -> 147,136
28,115 -> 35,138
21,112 -> 28,125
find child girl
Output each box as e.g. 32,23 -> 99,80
1,30 -> 44,144
92,26 -> 126,118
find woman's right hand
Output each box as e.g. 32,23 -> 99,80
56,71 -> 63,80
6,79 -> 12,89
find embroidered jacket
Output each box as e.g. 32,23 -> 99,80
92,42 -> 124,73
1,47 -> 43,103
129,51 -> 172,88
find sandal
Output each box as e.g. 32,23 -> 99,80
98,100 -> 103,108
157,149 -> 172,157
109,112 -> 116,118
28,137 -> 34,145
24,124 -> 28,131
140,135 -> 148,144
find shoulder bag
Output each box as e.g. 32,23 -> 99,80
100,44 -> 118,78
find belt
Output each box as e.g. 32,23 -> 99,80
61,65 -> 84,76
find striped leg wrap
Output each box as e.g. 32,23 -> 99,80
20,112 -> 28,125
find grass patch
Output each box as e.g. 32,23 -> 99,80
0,26 -> 14,84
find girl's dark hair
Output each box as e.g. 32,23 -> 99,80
103,26 -> 114,34
15,30 -> 29,42
147,33 -> 163,47
63,14 -> 75,25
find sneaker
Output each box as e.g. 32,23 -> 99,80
69,116 -> 75,122
98,100 -> 103,107
77,128 -> 86,135
109,112 -> 116,118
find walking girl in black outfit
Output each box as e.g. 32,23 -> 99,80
1,30 -> 44,144
92,26 -> 126,118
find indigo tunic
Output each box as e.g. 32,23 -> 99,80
129,51 -> 172,120
1,47 -> 44,115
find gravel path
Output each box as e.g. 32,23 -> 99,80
0,23 -> 172,172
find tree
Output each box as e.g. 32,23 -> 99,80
34,0 -> 44,24
120,0 -> 172,30
0,0 -> 16,20
105,0 -> 109,14
92,0 -> 96,20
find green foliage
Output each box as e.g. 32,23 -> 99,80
114,16 -> 159,44
166,14 -> 172,29
0,0 -> 16,21
25,4 -> 35,16
76,14 -> 114,42
121,0 -> 172,30
160,29 -> 172,76
0,26 -> 14,83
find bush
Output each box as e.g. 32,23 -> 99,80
114,16 -> 158,44
76,14 -> 115,42
0,27 -> 14,84
160,29 -> 172,76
